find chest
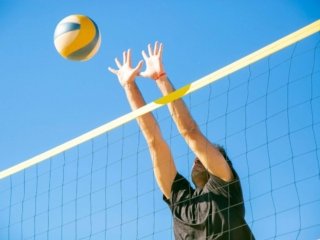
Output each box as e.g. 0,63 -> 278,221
172,192 -> 229,225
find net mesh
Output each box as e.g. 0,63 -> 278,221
0,32 -> 320,240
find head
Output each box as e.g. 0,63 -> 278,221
191,157 -> 209,188
191,145 -> 230,188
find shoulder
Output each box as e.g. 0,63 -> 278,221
204,164 -> 243,200
166,180 -> 213,225
163,172 -> 195,205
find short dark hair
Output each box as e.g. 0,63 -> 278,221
215,144 -> 232,165
215,144 -> 228,159
193,144 -> 232,165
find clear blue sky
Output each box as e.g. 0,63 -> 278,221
0,1 -> 320,239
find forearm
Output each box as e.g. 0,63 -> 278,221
138,42 -> 233,182
123,82 -> 177,198
155,76 -> 198,137
108,46 -> 177,197
123,82 -> 161,143
155,76 -> 233,181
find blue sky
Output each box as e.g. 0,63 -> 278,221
0,1 -> 320,239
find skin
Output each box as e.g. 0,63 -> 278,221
108,49 -> 177,198
108,42 -> 233,198
191,158 -> 210,188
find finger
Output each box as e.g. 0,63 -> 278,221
148,43 -> 153,56
127,49 -> 132,66
142,50 -> 148,61
135,60 -> 144,73
108,67 -> 117,75
159,43 -> 163,59
115,58 -> 121,68
123,51 -> 127,64
154,41 -> 159,55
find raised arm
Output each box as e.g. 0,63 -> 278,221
108,49 -> 177,198
140,42 -> 233,182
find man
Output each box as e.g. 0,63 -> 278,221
108,42 -> 255,239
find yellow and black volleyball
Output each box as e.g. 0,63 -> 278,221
54,15 -> 101,61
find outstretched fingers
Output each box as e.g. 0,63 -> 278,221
143,41 -> 163,58
122,51 -> 127,64
148,43 -> 153,57
115,57 -> 122,68
142,50 -> 148,61
134,60 -> 144,73
127,49 -> 132,66
158,42 -> 163,59
108,67 -> 117,75
153,41 -> 159,55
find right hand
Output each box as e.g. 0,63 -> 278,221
140,41 -> 166,80
108,49 -> 143,87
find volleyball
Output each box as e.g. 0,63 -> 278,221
54,14 -> 101,61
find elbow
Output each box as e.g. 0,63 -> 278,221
143,126 -> 164,148
146,134 -> 165,149
180,122 -> 199,139
146,135 -> 158,148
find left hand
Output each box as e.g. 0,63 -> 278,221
108,49 -> 143,87
140,41 -> 165,80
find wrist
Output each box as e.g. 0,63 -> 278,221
155,76 -> 175,95
153,72 -> 166,80
122,81 -> 136,90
